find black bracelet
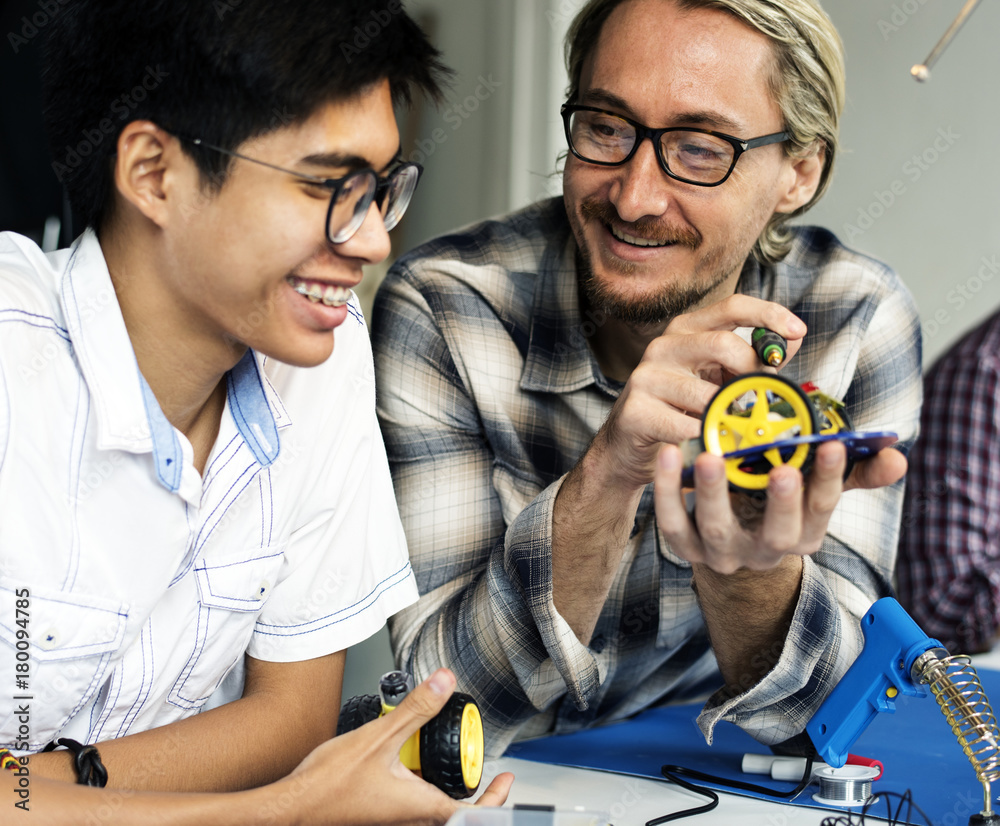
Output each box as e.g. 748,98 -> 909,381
42,738 -> 108,787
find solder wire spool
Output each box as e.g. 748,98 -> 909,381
812,765 -> 879,808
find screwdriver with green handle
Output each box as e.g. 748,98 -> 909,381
752,326 -> 787,367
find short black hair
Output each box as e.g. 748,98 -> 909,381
42,0 -> 450,232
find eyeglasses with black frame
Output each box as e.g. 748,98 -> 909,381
176,135 -> 422,244
561,104 -> 790,187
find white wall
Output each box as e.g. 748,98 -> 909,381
346,0 -> 1000,695
809,0 -> 999,365
390,0 -> 580,251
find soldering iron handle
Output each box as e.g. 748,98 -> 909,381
805,598 -> 941,767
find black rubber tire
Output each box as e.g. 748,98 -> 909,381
336,693 -> 382,735
419,692 -> 481,799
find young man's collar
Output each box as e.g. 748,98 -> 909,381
60,230 -> 286,493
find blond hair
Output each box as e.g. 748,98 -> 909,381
565,0 -> 845,263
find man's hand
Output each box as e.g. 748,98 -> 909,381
845,444 -> 907,493
652,439 -> 906,696
654,440 -> 846,573
593,295 -> 807,491
552,295 -> 806,642
284,669 -> 513,826
653,440 -> 908,574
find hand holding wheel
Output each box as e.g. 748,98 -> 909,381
336,670 -> 485,799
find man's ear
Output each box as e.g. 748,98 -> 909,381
112,121 -> 188,228
774,142 -> 825,215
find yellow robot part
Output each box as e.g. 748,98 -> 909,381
460,701 -> 484,791
702,373 -> 816,491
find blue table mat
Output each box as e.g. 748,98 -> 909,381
505,669 -> 1000,824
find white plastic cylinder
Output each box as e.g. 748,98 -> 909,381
741,754 -> 777,775
770,757 -> 822,781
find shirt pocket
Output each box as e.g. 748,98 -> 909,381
168,547 -> 285,710
0,582 -> 128,749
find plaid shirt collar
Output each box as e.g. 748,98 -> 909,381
521,222 -> 600,395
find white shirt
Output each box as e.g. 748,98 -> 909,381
0,230 -> 417,749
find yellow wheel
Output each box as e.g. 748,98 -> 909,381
702,373 -> 819,491
809,392 -> 858,479
811,393 -> 854,435
459,701 -> 484,792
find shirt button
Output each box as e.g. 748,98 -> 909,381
38,628 -> 60,650
256,580 -> 270,600
591,634 -> 606,653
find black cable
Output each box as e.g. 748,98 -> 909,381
646,759 -> 934,826
645,765 -> 719,825
645,759 -> 815,825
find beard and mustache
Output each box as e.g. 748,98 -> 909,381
575,197 -> 738,328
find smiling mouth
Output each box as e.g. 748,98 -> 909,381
608,224 -> 677,248
287,275 -> 352,307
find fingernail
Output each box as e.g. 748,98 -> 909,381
770,474 -> 794,495
819,444 -> 844,468
429,669 -> 453,695
697,459 -> 722,482
659,446 -> 680,471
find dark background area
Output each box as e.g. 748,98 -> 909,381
1,0 -> 72,246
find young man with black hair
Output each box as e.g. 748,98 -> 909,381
0,0 -> 510,820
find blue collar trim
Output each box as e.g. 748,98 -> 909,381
137,372 -> 184,493
137,350 -> 280,493
227,350 -> 280,468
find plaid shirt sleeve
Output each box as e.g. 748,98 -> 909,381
897,314 -> 1000,654
372,264 -> 604,756
375,278 -> 600,753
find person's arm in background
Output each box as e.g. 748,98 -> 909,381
17,670 -> 513,826
897,322 -> 1000,654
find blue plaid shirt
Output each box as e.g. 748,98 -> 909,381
371,198 -> 922,757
